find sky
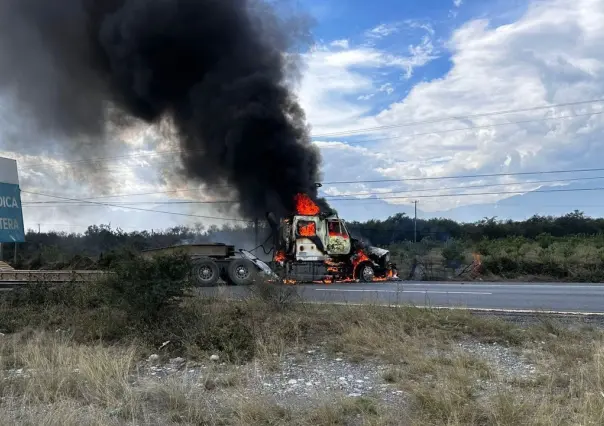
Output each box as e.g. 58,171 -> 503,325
3,0 -> 604,233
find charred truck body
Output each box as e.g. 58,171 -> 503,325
143,193 -> 398,286
270,194 -> 398,283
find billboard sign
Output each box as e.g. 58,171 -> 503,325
0,157 -> 25,243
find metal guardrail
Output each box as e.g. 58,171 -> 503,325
0,270 -> 112,283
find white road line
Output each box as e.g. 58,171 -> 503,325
307,301 -> 604,315
399,283 -> 604,289
313,289 -> 492,295
403,290 -> 492,295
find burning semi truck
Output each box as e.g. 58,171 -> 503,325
269,194 -> 397,283
143,193 -> 398,287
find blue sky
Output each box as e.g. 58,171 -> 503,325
4,0 -> 604,232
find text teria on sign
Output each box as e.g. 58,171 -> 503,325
0,194 -> 21,232
0,173 -> 25,243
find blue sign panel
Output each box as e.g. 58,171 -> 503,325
0,182 -> 25,243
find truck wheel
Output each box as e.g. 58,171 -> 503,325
357,263 -> 375,282
191,258 -> 220,287
227,259 -> 257,286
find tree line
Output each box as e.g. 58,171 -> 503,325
347,210 -> 604,246
1,210 -> 603,266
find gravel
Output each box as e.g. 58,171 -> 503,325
245,348 -> 404,406
127,337 -> 541,410
457,340 -> 536,379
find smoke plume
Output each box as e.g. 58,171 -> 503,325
0,0 -> 325,218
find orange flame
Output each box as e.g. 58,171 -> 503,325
351,249 -> 370,278
274,251 -> 286,263
298,222 -> 316,237
372,269 -> 396,282
294,193 -> 320,216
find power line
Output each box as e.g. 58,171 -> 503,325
21,186 -> 604,210
14,108 -> 604,171
320,175 -> 604,197
310,98 -> 604,138
19,166 -> 604,204
20,191 -> 252,223
327,186 -> 604,201
18,148 -> 188,168
22,175 -> 604,207
322,166 -> 604,185
315,110 -> 604,145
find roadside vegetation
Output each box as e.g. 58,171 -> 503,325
4,210 -> 604,282
0,254 -> 603,424
391,234 -> 604,282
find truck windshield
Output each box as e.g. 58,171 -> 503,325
297,220 -> 317,237
328,220 -> 349,238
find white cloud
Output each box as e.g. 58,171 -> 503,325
401,36 -> 437,79
298,39 -> 438,135
406,20 -> 436,36
453,0 -> 463,7
365,23 -> 402,39
11,0 -> 604,227
330,39 -> 349,49
342,0 -> 604,211
357,93 -> 375,101
379,83 -> 394,95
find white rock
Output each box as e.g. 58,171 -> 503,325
210,354 -> 220,362
335,358 -> 343,362
170,357 -> 186,367
148,354 -> 160,363
348,392 -> 362,397
306,382 -> 313,386
356,380 -> 364,383
288,379 -> 298,385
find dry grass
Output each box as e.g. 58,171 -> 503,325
0,284 -> 603,425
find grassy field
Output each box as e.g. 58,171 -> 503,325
1,257 -> 604,426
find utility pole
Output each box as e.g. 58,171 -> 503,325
254,218 -> 259,248
413,201 -> 419,243
38,223 -> 40,234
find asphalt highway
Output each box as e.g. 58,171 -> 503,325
202,281 -> 604,314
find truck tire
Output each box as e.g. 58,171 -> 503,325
191,258 -> 220,287
227,259 -> 257,286
357,263 -> 375,282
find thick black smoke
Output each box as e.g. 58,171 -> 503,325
0,0 -> 326,218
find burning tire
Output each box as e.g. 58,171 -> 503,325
227,259 -> 257,286
192,258 -> 220,287
357,263 -> 375,282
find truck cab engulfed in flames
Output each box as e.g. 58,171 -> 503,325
271,193 -> 398,283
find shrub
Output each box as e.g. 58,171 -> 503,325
441,239 -> 466,269
101,253 -> 193,322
